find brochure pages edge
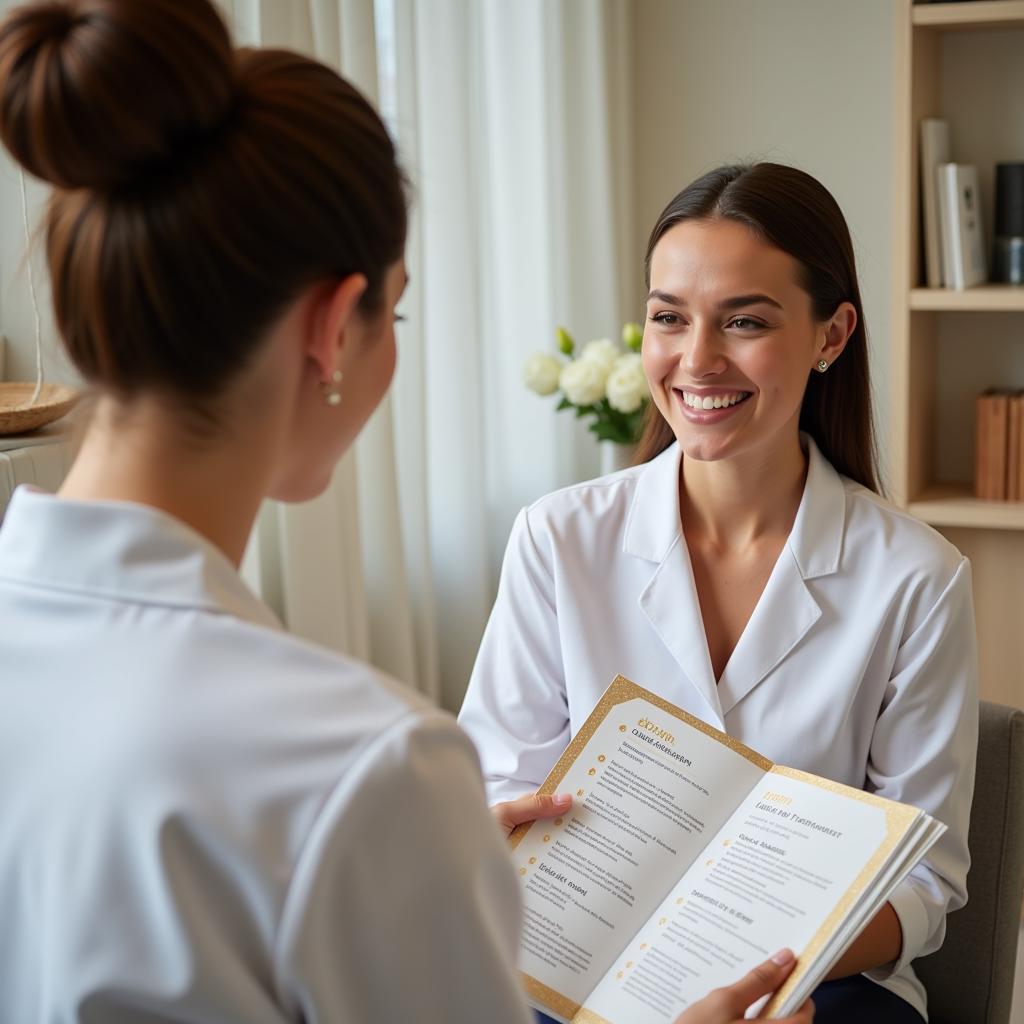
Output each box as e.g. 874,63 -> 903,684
759,765 -> 923,1017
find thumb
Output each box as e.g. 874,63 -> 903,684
503,792 -> 573,829
722,950 -> 797,1013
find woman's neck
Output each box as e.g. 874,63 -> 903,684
58,396 -> 275,567
679,430 -> 808,551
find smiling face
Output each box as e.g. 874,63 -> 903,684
643,217 -> 841,467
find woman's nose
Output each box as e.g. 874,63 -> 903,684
683,323 -> 727,378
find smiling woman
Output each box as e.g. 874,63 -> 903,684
460,163 -> 978,1024
634,163 -> 878,494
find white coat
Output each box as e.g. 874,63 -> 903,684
0,487 -> 532,1024
459,436 -> 978,1021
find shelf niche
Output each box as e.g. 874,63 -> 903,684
893,1 -> 1024,708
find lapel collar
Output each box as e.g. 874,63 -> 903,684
716,436 -> 846,715
638,536 -> 724,726
623,442 -> 683,562
714,544 -> 821,716
786,435 -> 846,580
627,443 -> 724,725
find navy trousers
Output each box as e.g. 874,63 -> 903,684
533,974 -> 924,1023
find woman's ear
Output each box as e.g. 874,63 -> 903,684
305,273 -> 369,381
819,301 -> 857,368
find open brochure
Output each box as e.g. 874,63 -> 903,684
508,675 -> 945,1022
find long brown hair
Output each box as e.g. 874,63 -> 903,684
634,163 -> 880,494
0,0 -> 406,416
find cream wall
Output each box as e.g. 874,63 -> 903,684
629,0 -> 896,481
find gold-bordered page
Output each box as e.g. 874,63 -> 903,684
508,675 -> 772,1022
576,763 -> 924,1023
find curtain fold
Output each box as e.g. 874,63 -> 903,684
387,0 -> 634,708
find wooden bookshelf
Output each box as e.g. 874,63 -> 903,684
909,285 -> 1024,311
892,1 -> 1024,709
912,0 -> 1024,31
909,485 -> 1024,531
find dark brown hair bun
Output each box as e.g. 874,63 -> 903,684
0,0 -> 237,191
0,0 -> 405,409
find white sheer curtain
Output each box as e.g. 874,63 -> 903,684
385,0 -> 633,709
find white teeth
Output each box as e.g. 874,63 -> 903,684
681,390 -> 747,410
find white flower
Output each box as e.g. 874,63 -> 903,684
522,352 -> 562,396
559,358 -> 607,406
606,353 -> 649,414
579,338 -> 620,379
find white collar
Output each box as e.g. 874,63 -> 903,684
623,433 -> 846,579
0,486 -> 280,630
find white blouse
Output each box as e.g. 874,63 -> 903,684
459,437 -> 978,1020
0,487 -> 532,1024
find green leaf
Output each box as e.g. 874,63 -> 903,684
590,420 -> 632,444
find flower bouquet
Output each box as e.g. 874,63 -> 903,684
522,323 -> 649,445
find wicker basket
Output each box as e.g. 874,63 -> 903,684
0,382 -> 80,436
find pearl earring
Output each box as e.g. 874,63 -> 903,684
816,359 -> 829,373
321,368 -> 343,406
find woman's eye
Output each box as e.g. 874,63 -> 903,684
649,312 -> 682,326
728,316 -> 765,330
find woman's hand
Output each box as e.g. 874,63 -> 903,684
674,950 -> 814,1023
491,791 -> 573,838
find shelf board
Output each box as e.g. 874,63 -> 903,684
0,420 -> 73,453
913,0 -> 1024,31
908,484 -> 1024,530
909,285 -> 1024,311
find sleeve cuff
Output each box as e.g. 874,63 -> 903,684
865,881 -> 932,980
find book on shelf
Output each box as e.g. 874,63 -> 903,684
973,389 -> 1024,502
920,119 -> 950,288
938,163 -> 987,290
509,676 -> 944,1023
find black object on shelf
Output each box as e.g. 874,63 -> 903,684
993,163 -> 1024,286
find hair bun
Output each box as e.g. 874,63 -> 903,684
0,0 -> 237,191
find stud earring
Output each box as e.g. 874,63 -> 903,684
321,368 -> 343,406
816,359 -> 829,373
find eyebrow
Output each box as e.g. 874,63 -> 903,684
645,289 -> 783,312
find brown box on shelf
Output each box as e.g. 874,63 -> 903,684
975,391 -> 1011,501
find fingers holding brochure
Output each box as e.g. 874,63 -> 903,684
493,790 -> 574,837
676,950 -> 814,1024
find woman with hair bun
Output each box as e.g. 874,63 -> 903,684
0,1 -> 810,1021
462,164 -> 978,1023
